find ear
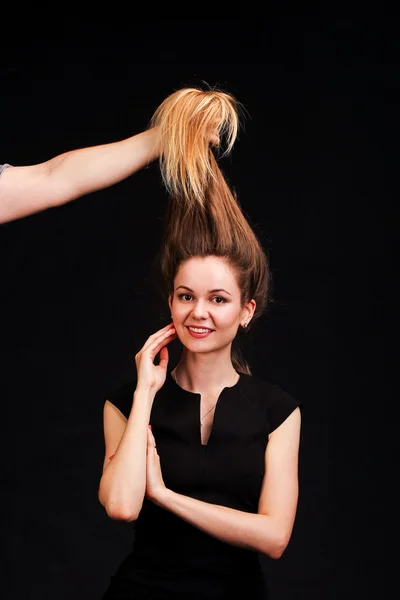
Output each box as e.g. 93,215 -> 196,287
168,294 -> 173,312
241,299 -> 256,327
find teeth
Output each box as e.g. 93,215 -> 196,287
189,327 -> 211,333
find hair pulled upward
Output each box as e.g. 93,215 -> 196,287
151,86 -> 270,375
150,86 -> 239,207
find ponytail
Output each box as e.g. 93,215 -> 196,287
150,87 -> 270,374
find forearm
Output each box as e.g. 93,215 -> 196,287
0,128 -> 160,224
99,387 -> 155,521
155,489 -> 287,559
48,127 -> 160,202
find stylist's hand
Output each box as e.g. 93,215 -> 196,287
135,322 -> 176,393
209,128 -> 220,146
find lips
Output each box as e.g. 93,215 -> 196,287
186,326 -> 214,339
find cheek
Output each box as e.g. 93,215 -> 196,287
171,304 -> 188,322
216,306 -> 241,328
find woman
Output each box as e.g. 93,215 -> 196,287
99,87 -> 302,599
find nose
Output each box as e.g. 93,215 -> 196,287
191,300 -> 210,320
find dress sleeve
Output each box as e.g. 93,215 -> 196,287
105,379 -> 137,419
0,164 -> 11,176
267,384 -> 302,433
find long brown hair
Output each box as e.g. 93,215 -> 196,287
150,86 -> 270,374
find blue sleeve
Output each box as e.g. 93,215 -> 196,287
0,164 -> 11,175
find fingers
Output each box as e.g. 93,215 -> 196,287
210,132 -> 220,146
136,328 -> 176,367
141,324 -> 173,354
147,426 -> 157,452
141,329 -> 176,364
140,323 -> 175,355
158,346 -> 169,370
146,426 -> 152,455
151,331 -> 176,361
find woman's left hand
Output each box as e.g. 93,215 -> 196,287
145,426 -> 166,503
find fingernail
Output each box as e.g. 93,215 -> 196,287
148,425 -> 152,430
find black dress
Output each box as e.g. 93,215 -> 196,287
101,371 -> 300,599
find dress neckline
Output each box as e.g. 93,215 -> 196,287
167,369 -> 242,397
163,370 -> 251,447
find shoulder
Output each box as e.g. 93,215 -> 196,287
104,378 -> 137,420
239,373 -> 294,404
239,373 -> 302,434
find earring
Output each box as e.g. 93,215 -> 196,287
243,322 -> 248,328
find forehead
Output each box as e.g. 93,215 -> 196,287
175,256 -> 238,290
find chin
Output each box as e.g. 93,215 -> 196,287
186,338 -> 233,355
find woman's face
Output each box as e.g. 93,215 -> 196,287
169,256 -> 255,355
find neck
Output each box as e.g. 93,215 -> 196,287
172,346 -> 238,394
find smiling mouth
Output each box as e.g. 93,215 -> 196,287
185,326 -> 214,338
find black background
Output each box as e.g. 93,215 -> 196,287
1,16 -> 389,600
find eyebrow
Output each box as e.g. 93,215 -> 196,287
176,285 -> 232,296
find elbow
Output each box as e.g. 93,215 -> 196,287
105,501 -> 140,523
268,539 -> 288,560
98,487 -> 142,523
263,531 -> 291,560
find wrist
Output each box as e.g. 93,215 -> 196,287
144,127 -> 161,161
134,385 -> 157,402
151,486 -> 172,509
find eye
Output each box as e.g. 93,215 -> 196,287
212,296 -> 227,304
178,293 -> 193,301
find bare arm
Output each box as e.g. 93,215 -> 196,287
98,323 -> 177,522
98,386 -> 155,522
150,407 -> 301,559
0,127 -> 160,224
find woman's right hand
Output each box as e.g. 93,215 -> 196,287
135,322 -> 177,394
